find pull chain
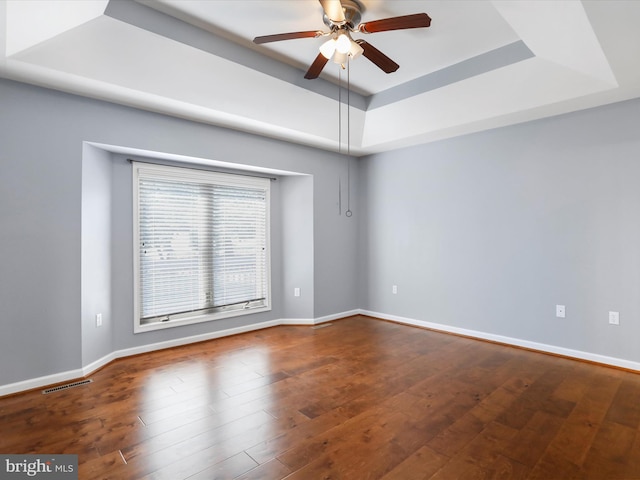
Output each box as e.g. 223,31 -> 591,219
338,67 -> 342,155
345,59 -> 352,217
338,67 -> 342,215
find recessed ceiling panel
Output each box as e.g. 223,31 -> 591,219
5,0 -> 108,55
140,0 -> 521,95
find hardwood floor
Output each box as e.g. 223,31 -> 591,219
1,315 -> 640,479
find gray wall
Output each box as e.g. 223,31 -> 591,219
0,78 -> 359,385
0,83 -> 83,383
359,97 -> 640,363
81,144 -> 114,365
281,175 -> 314,319
3,73 -> 640,388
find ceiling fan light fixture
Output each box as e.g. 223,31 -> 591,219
349,39 -> 364,59
319,38 -> 337,59
335,33 -> 351,54
333,50 -> 348,65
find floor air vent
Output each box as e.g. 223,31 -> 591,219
311,323 -> 333,330
42,379 -> 93,394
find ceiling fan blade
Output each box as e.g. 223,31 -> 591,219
359,13 -> 432,34
319,0 -> 345,23
253,30 -> 323,44
356,40 -> 399,73
304,53 -> 330,79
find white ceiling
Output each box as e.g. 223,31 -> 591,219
1,0 -> 639,156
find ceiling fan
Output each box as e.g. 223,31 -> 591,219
253,0 -> 431,79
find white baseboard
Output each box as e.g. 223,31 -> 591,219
82,352 -> 117,378
315,309 -> 360,324
0,311 -> 358,397
279,318 -> 315,325
359,309 -> 640,373
109,319 -> 284,362
0,369 -> 87,398
6,309 -> 637,397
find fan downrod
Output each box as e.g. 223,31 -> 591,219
323,0 -> 364,30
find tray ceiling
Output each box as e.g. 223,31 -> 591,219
1,0 -> 639,155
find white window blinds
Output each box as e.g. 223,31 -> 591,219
134,163 -> 270,327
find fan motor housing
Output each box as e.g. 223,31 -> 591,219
323,0 -> 364,30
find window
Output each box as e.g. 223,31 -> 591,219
133,162 -> 270,332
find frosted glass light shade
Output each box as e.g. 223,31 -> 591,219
333,51 -> 348,65
349,40 -> 364,59
336,34 -> 351,54
319,38 -> 336,59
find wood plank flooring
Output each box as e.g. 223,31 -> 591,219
2,315 -> 640,479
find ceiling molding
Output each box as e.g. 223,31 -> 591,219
367,40 -> 533,110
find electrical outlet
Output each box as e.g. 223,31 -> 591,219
392,285 -> 398,294
294,287 -> 300,297
555,305 -> 565,318
608,311 -> 620,325
96,313 -> 103,327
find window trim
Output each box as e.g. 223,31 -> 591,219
132,162 -> 271,333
